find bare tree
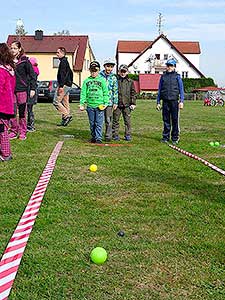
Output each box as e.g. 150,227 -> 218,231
15,19 -> 27,37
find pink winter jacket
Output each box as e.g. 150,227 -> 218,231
0,65 -> 15,118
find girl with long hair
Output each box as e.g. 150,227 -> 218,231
9,41 -> 36,140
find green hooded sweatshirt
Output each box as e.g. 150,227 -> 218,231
80,75 -> 109,108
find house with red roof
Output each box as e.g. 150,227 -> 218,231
116,34 -> 205,92
7,30 -> 95,86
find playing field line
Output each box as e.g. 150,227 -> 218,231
169,144 -> 225,176
0,141 -> 64,300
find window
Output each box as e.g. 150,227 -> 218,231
53,57 -> 60,68
145,71 -> 150,74
164,54 -> 168,60
155,54 -> 160,60
182,71 -> 188,78
134,70 -> 140,74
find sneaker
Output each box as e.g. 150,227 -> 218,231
19,135 -> 27,140
161,138 -> 169,143
27,127 -> 36,132
9,132 -> 17,140
0,154 -> 13,162
63,116 -> 73,126
96,140 -> 102,144
113,136 -> 120,141
124,135 -> 132,141
57,119 -> 66,126
172,140 -> 179,145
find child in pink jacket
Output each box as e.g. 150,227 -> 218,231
0,43 -> 16,161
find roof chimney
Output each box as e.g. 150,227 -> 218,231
34,30 -> 43,40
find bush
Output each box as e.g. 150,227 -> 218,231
183,78 -> 216,93
128,74 -> 139,81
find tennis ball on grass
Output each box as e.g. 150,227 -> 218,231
89,164 -> 97,172
209,142 -> 215,147
90,247 -> 107,264
214,141 -> 220,147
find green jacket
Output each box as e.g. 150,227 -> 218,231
80,75 -> 109,108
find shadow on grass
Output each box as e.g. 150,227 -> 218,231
124,163 -> 225,205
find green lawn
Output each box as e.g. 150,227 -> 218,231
0,100 -> 225,300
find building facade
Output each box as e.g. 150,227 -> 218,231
7,30 -> 95,86
116,34 -> 205,79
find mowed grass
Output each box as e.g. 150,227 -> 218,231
0,100 -> 225,300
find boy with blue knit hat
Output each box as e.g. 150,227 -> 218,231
157,58 -> 184,144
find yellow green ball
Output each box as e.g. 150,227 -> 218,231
89,164 -> 97,172
90,247 -> 107,264
98,104 -> 105,110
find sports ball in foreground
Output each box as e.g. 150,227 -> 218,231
89,164 -> 97,172
214,141 -> 220,147
90,247 -> 108,264
209,142 -> 214,147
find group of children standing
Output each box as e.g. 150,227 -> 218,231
0,42 -> 39,162
0,41 -> 184,162
80,59 -> 136,144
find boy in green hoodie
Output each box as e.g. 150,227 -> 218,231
80,61 -> 109,143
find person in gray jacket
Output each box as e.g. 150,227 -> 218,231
112,64 -> 136,141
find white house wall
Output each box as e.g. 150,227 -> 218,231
118,53 -> 139,67
120,38 -> 202,78
184,54 -> 200,69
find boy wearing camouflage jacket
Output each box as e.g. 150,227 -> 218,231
99,58 -> 118,142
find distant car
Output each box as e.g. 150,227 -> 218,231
37,80 -> 80,102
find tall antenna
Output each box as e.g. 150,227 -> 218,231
156,13 -> 164,36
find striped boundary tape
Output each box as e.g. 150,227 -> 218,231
0,141 -> 64,300
169,144 -> 225,176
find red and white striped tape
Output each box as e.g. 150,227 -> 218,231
0,141 -> 64,300
169,144 -> 225,176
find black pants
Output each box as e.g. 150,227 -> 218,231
162,100 -> 179,141
27,103 -> 35,129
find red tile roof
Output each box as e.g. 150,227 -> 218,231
117,39 -> 200,54
192,86 -> 225,92
7,35 -> 89,71
117,41 -> 151,53
139,74 -> 161,91
172,41 -> 200,54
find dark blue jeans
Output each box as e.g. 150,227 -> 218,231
162,100 -> 179,141
86,107 -> 104,142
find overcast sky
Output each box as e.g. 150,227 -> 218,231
1,0 -> 225,86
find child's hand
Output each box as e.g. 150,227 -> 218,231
179,102 -> 184,109
156,104 -> 161,111
30,90 -> 35,98
79,105 -> 85,111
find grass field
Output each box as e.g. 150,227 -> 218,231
0,100 -> 225,300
